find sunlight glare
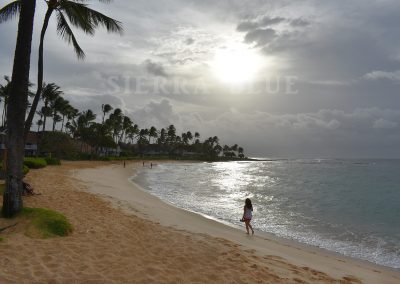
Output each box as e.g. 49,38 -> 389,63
211,44 -> 262,84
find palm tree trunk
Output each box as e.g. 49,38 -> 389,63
52,112 -> 56,132
23,6 -> 54,141
1,105 -> 5,127
3,0 -> 36,218
42,113 -> 47,132
61,115 -> 65,132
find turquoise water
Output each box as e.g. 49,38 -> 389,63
134,159 -> 400,269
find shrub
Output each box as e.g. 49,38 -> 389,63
22,207 -> 73,238
100,156 -> 112,161
44,157 -> 61,165
0,183 -> 4,195
23,165 -> 30,175
24,158 -> 47,169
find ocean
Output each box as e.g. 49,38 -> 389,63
133,159 -> 400,269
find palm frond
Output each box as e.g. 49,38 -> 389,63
56,11 -> 85,59
72,0 -> 113,3
0,0 -> 21,24
59,1 -> 95,35
60,1 -> 123,35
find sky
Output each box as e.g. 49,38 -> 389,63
1,0 -> 400,158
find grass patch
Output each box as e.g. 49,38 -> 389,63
21,207 -> 72,238
0,236 -> 4,242
24,158 -> 47,169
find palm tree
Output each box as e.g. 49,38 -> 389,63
82,109 -> 96,126
64,105 -> 78,133
59,101 -> 72,132
158,128 -> 166,145
36,119 -> 43,132
0,76 -> 11,128
231,144 -> 238,152
149,126 -> 157,144
24,0 -> 123,139
167,125 -> 176,144
121,115 -> 132,142
101,103 -> 113,123
71,109 -> 95,139
186,131 -> 193,144
182,132 -> 188,145
126,124 -> 139,144
238,146 -> 244,158
41,83 -> 62,131
0,0 -> 37,217
194,132 -> 200,144
50,96 -> 68,131
108,108 -> 123,142
41,106 -> 53,132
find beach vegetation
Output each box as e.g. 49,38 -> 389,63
23,165 -> 29,175
38,131 -> 77,159
23,157 -> 47,169
21,207 -> 72,238
44,157 -> 61,165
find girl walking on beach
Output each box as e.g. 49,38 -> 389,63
241,198 -> 254,235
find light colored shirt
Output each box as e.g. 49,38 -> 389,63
244,206 -> 252,219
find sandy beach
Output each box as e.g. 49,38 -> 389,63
1,161 -> 399,283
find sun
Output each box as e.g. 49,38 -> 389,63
211,44 -> 262,84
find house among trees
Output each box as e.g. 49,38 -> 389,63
0,131 -> 39,157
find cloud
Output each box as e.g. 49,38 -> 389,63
2,0 -> 400,157
373,118 -> 398,129
143,59 -> 168,77
363,70 -> 400,82
128,99 -> 400,158
130,99 -> 179,127
236,13 -> 311,54
237,16 -> 285,32
185,37 -> 195,45
244,28 -> 277,46
289,18 -> 310,27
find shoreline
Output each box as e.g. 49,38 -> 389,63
76,161 -> 400,283
2,160 -> 398,283
132,162 -> 400,272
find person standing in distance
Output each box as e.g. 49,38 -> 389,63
241,198 -> 254,235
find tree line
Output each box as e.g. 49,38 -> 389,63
1,77 -> 245,159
